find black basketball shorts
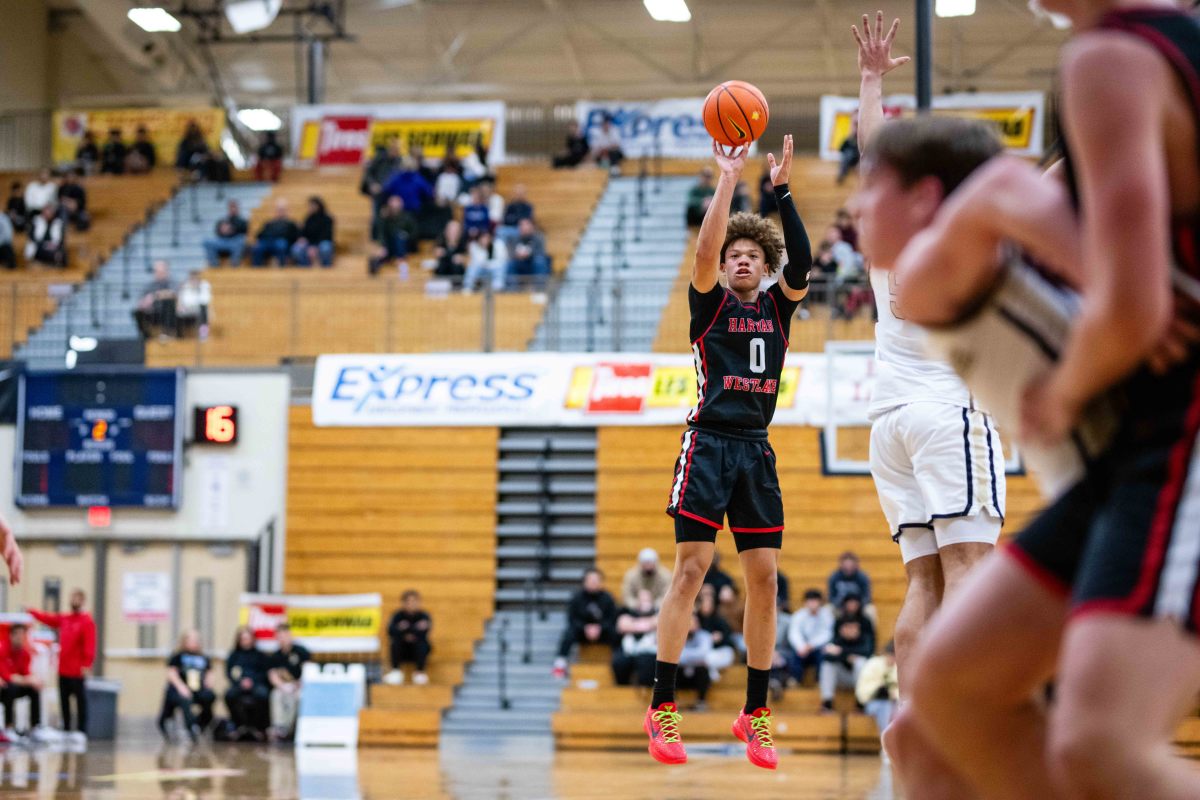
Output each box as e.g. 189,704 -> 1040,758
665,426 -> 784,552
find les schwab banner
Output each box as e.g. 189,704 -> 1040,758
311,352 -> 876,428
818,92 -> 1047,160
53,107 -> 225,166
239,593 -> 382,653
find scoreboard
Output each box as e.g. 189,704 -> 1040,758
16,370 -> 184,508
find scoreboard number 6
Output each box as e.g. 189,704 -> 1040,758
195,405 -> 239,445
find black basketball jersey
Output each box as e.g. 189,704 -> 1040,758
686,282 -> 801,434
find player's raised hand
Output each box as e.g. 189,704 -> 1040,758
712,141 -> 749,178
852,11 -> 911,79
0,518 -> 22,586
768,134 -> 793,187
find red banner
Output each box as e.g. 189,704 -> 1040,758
316,116 -> 372,166
585,363 -> 652,414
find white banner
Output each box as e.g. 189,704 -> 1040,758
239,593 -> 383,654
312,352 -> 875,428
819,91 -> 1047,160
122,572 -> 172,623
576,99 -> 756,159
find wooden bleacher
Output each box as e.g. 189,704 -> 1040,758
145,164 -> 607,367
283,407 -> 498,746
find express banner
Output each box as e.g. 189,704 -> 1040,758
576,99 -> 758,159
53,107 -> 225,166
239,593 -> 382,653
818,92 -> 1046,160
312,352 -> 875,428
290,101 -> 506,164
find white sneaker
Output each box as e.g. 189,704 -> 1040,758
383,669 -> 404,686
412,672 -> 429,686
29,726 -> 60,743
68,731 -> 87,745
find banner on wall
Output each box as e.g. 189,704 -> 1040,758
291,101 -> 505,165
312,352 -> 875,428
239,593 -> 382,653
52,107 -> 225,166
122,572 -> 172,623
818,92 -> 1046,160
576,99 -> 757,159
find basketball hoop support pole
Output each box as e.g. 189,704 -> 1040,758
916,0 -> 933,112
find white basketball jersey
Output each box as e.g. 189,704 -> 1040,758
869,269 -> 972,419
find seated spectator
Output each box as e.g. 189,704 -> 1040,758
622,548 -> 671,608
769,589 -> 792,700
589,116 -> 625,171
703,550 -> 736,605
461,229 -> 508,294
132,260 -> 177,338
553,568 -> 619,679
25,205 -> 66,268
74,131 -> 99,175
224,626 -> 269,740
611,589 -> 658,688
786,588 -> 834,686
433,161 -> 462,209
458,146 -> 489,188
255,131 -> 284,183
0,623 -> 54,743
480,180 -> 505,226
6,182 -> 27,232
828,552 -> 873,611
731,180 -> 753,214
409,144 -> 437,185
57,173 -> 90,232
383,590 -> 432,686
696,585 -> 735,676
818,608 -> 874,713
502,183 -> 534,228
837,594 -> 875,640
176,120 -> 209,176
251,201 -> 300,267
175,271 -> 212,340
205,149 -> 232,184
0,212 -> 14,270
432,218 -> 467,286
508,218 -> 550,290
204,200 -> 249,267
686,168 -> 715,226
552,120 -> 590,169
362,142 -> 402,212
23,169 -> 58,216
128,126 -> 157,173
461,185 -> 492,237
266,624 -> 310,742
157,629 -> 215,743
291,197 -> 335,268
100,128 -> 127,175
382,161 -> 433,218
834,208 -> 858,250
837,116 -> 861,186
369,195 -> 418,278
758,160 -> 779,218
855,640 -> 898,741
677,613 -> 714,710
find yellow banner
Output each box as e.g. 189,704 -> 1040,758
282,606 -> 381,639
565,365 -> 803,410
827,106 -> 1036,154
298,118 -> 494,161
52,107 -> 225,166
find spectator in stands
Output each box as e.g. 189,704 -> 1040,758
0,623 -> 53,743
588,116 -> 624,172
611,588 -> 659,688
132,260 -> 177,338
677,613 -> 715,710
855,639 -> 898,741
461,229 -> 508,294
622,548 -> 671,608
255,131 -> 284,183
479,180 -> 505,227
27,589 -> 96,743
818,607 -> 874,713
251,201 -> 300,267
369,195 -> 418,278
382,161 -> 433,217
501,184 -> 534,230
769,590 -> 793,700
731,180 -> 753,214
205,149 -> 232,184
158,629 -> 215,743
828,552 -> 872,610
554,568 -> 619,679
409,144 -> 437,185
462,185 -> 492,237
128,126 -> 157,173
458,146 -> 490,188
75,131 -> 99,175
25,205 -> 66,268
176,120 -> 209,176
696,585 -> 735,677
6,182 -> 27,232
834,208 -> 858,251
552,120 -> 590,169
759,159 -> 779,218
291,197 -> 336,268
100,128 -> 127,175
686,167 -> 715,227
433,160 -> 462,209
224,626 -> 269,741
204,200 -> 249,267
777,568 -> 791,612
383,590 -> 432,686
23,169 -> 58,216
433,218 -> 467,286
837,115 -> 861,185
57,172 -> 90,232
786,588 -> 834,686
0,213 -> 13,270
266,624 -> 311,742
362,142 -> 402,208
508,218 -> 550,290
175,271 -> 212,340
703,550 -> 736,605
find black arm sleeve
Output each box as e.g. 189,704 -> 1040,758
774,184 -> 812,291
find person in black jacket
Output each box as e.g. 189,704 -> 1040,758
129,126 -> 157,173
74,131 -> 99,175
553,568 -> 619,678
818,595 -> 876,712
224,626 -> 269,739
552,121 -> 589,168
100,128 -> 127,175
383,590 -> 432,686
251,200 -> 300,267
290,196 -> 335,267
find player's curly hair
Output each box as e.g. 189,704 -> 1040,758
721,212 -> 785,274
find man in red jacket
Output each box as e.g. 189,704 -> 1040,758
28,589 -> 95,742
0,623 -> 49,741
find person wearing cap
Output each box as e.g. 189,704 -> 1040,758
622,548 -> 672,608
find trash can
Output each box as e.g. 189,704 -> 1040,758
85,678 -> 120,740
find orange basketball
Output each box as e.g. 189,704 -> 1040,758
703,80 -> 769,148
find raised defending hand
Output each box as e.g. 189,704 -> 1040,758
712,140 -> 749,179
852,11 -> 911,79
0,518 -> 21,586
768,134 -> 793,187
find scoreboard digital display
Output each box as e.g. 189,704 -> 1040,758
16,370 -> 184,508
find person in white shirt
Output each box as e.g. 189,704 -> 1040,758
786,589 -> 835,685
433,165 -> 461,208
856,640 -> 899,748
677,614 -> 714,710
25,205 -> 65,267
589,116 -> 625,170
175,271 -> 212,340
461,229 -> 508,294
0,213 -> 14,270
23,169 -> 58,216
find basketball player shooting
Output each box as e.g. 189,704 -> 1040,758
646,134 -> 810,770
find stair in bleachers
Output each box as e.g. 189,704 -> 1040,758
16,182 -> 274,369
